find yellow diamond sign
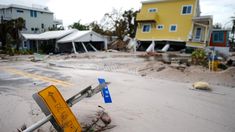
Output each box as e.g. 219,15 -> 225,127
38,85 -> 82,132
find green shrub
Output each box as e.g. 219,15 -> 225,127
27,50 -> 33,54
13,49 -> 34,55
191,48 -> 207,66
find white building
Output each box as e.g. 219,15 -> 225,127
22,29 -> 108,53
0,4 -> 62,33
57,30 -> 108,53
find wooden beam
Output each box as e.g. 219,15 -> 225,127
194,22 -> 208,28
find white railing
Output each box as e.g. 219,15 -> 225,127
1,16 -> 12,21
53,18 -> 63,25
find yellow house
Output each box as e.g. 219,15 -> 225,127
135,0 -> 213,50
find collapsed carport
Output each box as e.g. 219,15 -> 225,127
56,30 -> 107,54
22,29 -> 77,53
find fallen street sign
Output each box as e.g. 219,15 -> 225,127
33,85 -> 82,132
98,78 -> 112,103
25,82 -> 110,132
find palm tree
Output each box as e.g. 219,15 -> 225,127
232,18 -> 235,42
0,17 -> 25,53
11,17 -> 25,50
231,16 -> 235,50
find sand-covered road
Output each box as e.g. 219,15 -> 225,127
0,52 -> 234,132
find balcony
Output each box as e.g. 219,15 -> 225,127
53,18 -> 63,25
136,12 -> 158,23
0,16 -> 12,21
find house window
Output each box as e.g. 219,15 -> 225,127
30,10 -> 34,17
30,10 -> 37,17
169,24 -> 177,32
31,28 -> 34,31
17,10 -> 24,13
157,24 -> 164,30
182,5 -> 192,15
34,11 -> 37,17
23,41 -> 27,48
142,24 -> 151,32
41,23 -> 44,29
195,27 -> 202,40
148,8 -> 157,13
213,32 -> 224,43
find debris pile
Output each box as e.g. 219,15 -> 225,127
82,106 -> 115,132
108,39 -> 128,51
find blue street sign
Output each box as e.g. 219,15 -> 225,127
98,78 -> 112,103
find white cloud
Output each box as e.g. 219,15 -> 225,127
46,0 -> 142,27
0,0 -> 234,28
0,0 -> 47,7
200,0 -> 235,27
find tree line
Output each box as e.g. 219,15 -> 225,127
69,9 -> 138,39
0,8 -> 234,55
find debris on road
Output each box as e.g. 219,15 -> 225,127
108,39 -> 128,51
82,106 -> 115,132
156,66 -> 166,72
0,52 -> 235,132
31,53 -> 50,62
17,124 -> 27,132
192,81 -> 211,90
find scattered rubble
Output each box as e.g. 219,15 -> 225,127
108,39 -> 128,51
192,81 -> 211,90
1,51 -> 235,88
156,66 -> 166,72
17,124 -> 27,132
106,49 -> 119,53
31,53 -> 50,62
1,51 -> 235,132
81,106 -> 115,132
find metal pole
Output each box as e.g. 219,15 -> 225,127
89,43 -> 98,52
36,40 -> 39,53
212,50 -> 215,72
81,42 -> 88,53
72,41 -> 77,54
23,114 -> 52,132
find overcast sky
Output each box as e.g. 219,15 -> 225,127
0,0 -> 235,28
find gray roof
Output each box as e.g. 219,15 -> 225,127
193,15 -> 213,20
22,29 -> 78,40
0,4 -> 53,14
57,30 -> 105,43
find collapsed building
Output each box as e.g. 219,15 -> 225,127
21,29 -> 108,54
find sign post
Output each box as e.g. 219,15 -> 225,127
35,85 -> 82,132
23,80 -> 110,132
98,78 -> 112,103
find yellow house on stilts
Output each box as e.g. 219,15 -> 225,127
135,0 -> 213,51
